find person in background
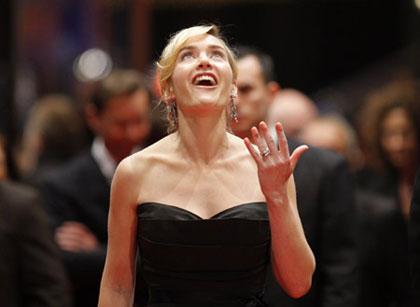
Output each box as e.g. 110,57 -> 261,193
355,81 -> 420,307
17,94 -> 88,184
232,45 -> 358,307
297,113 -> 364,172
409,168 -> 420,307
357,81 -> 420,219
0,132 -> 71,307
40,69 -> 152,307
294,110 -> 396,306
266,89 -> 319,138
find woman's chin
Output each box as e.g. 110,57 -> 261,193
192,96 -> 227,108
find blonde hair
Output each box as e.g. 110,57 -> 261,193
157,24 -> 237,100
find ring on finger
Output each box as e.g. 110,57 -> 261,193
261,147 -> 270,158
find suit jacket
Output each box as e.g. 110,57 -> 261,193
0,180 -> 71,307
40,151 -> 109,307
409,168 -> 420,306
264,142 -> 358,307
355,169 -> 411,307
41,150 -> 150,307
358,202 -> 409,307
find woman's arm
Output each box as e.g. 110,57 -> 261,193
244,121 -> 315,298
266,176 -> 315,298
98,158 -> 140,307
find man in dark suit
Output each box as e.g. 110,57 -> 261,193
40,69 -> 152,306
232,47 -> 358,307
409,168 -> 420,306
0,180 -> 71,307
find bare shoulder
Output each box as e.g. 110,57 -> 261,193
113,134 -> 177,202
119,134 -> 175,176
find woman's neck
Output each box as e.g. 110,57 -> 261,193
176,112 -> 230,166
398,164 -> 417,185
397,163 -> 417,221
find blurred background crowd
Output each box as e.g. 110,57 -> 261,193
0,0 -> 420,306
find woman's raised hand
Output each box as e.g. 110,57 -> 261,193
244,121 -> 308,201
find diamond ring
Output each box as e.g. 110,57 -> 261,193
261,147 -> 270,158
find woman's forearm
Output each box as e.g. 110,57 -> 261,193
98,284 -> 134,307
267,191 -> 315,298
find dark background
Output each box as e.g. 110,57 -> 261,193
1,0 -> 419,142
152,0 -> 409,92
0,0 -> 15,138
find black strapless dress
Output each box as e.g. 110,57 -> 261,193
137,202 -> 270,307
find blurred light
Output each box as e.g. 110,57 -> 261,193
415,0 -> 420,10
73,48 -> 112,82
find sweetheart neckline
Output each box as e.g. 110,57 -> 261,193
138,201 -> 267,220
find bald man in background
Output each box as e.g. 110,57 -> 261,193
266,89 -> 318,138
297,114 -> 364,172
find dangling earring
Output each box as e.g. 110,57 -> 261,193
230,93 -> 238,123
167,99 -> 178,128
164,87 -> 178,132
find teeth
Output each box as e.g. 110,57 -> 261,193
194,74 -> 216,85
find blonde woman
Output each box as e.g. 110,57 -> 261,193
98,24 -> 315,306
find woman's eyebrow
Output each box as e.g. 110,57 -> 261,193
179,46 -> 195,53
179,44 -> 225,52
208,44 -> 224,49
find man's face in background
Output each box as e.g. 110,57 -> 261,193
87,89 -> 151,162
232,55 -> 276,138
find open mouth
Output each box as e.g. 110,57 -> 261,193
192,73 -> 217,87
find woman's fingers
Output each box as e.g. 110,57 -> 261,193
259,121 -> 279,159
246,121 -> 308,169
251,126 -> 270,159
251,122 -> 280,161
290,145 -> 309,171
244,137 -> 262,165
275,122 -> 290,159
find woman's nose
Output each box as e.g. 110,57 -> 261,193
197,53 -> 211,68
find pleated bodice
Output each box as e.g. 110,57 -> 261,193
137,202 -> 270,306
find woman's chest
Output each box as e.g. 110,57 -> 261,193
138,165 -> 264,219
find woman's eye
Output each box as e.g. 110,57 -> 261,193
211,51 -> 225,60
180,52 -> 194,61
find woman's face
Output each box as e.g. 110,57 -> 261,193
380,107 -> 418,170
170,34 -> 235,116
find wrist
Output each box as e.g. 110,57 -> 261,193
264,188 -> 289,206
